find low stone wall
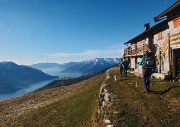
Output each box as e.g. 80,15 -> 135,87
97,69 -> 114,127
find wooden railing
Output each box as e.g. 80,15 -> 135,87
137,42 -> 143,55
124,41 -> 151,57
124,47 -> 132,56
142,42 -> 151,54
131,44 -> 136,55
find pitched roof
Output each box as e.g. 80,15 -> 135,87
124,20 -> 167,45
154,1 -> 180,22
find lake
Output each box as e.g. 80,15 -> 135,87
0,69 -> 82,101
0,79 -> 56,101
37,67 -> 82,78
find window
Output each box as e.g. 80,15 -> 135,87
158,31 -> 162,40
173,16 -> 180,28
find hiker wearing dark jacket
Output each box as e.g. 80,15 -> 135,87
122,59 -> 129,78
119,58 -> 124,77
138,52 -> 155,93
119,62 -> 124,77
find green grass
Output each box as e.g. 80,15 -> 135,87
104,67 -> 180,127
10,84 -> 99,127
0,74 -> 105,127
1,67 -> 180,127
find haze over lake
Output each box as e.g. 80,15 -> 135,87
40,67 -> 82,78
0,79 -> 56,101
0,69 -> 82,101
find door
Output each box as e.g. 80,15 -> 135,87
172,49 -> 180,78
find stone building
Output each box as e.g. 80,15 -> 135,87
123,1 -> 180,80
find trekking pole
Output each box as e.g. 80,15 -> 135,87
135,63 -> 140,88
136,72 -> 138,88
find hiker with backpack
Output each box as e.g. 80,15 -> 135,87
122,58 -> 129,78
119,58 -> 124,77
138,51 -> 156,93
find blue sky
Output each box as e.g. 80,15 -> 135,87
0,0 -> 176,65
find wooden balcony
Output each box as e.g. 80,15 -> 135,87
124,47 -> 132,57
124,41 -> 151,57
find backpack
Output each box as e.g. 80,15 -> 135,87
122,60 -> 129,69
143,53 -> 155,69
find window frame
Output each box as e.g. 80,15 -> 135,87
173,16 -> 180,28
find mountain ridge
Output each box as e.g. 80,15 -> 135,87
61,58 -> 120,74
0,62 -> 58,94
30,58 -> 120,75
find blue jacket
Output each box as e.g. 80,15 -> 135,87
138,57 -> 145,66
139,56 -> 156,70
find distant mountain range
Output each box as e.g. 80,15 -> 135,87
61,58 -> 120,75
0,62 -> 58,94
30,58 -> 120,75
0,58 -> 120,96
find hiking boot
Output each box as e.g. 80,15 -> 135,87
142,90 -> 147,93
147,88 -> 150,93
142,90 -> 150,93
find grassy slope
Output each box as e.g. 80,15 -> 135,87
1,67 -> 180,127
0,73 -> 105,127
101,67 -> 180,127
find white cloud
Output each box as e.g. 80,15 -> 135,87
44,48 -> 124,63
0,43 -> 125,65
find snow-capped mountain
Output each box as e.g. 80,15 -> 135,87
61,58 -> 120,75
30,58 -> 120,76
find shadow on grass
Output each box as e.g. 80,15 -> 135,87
149,86 -> 180,95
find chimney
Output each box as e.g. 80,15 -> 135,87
144,23 -> 150,31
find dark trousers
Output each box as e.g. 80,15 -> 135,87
142,68 -> 152,91
120,67 -> 123,76
123,67 -> 128,78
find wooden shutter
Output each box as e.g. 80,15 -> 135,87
173,16 -> 180,28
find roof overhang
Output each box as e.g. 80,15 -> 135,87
124,20 -> 168,45
154,1 -> 180,22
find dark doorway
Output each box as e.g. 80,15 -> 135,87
173,49 -> 180,78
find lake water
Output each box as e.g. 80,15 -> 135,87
0,79 -> 56,101
38,67 -> 82,78
0,68 -> 82,101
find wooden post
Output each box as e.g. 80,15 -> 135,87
168,33 -> 171,76
143,40 -> 144,55
159,48 -> 161,73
